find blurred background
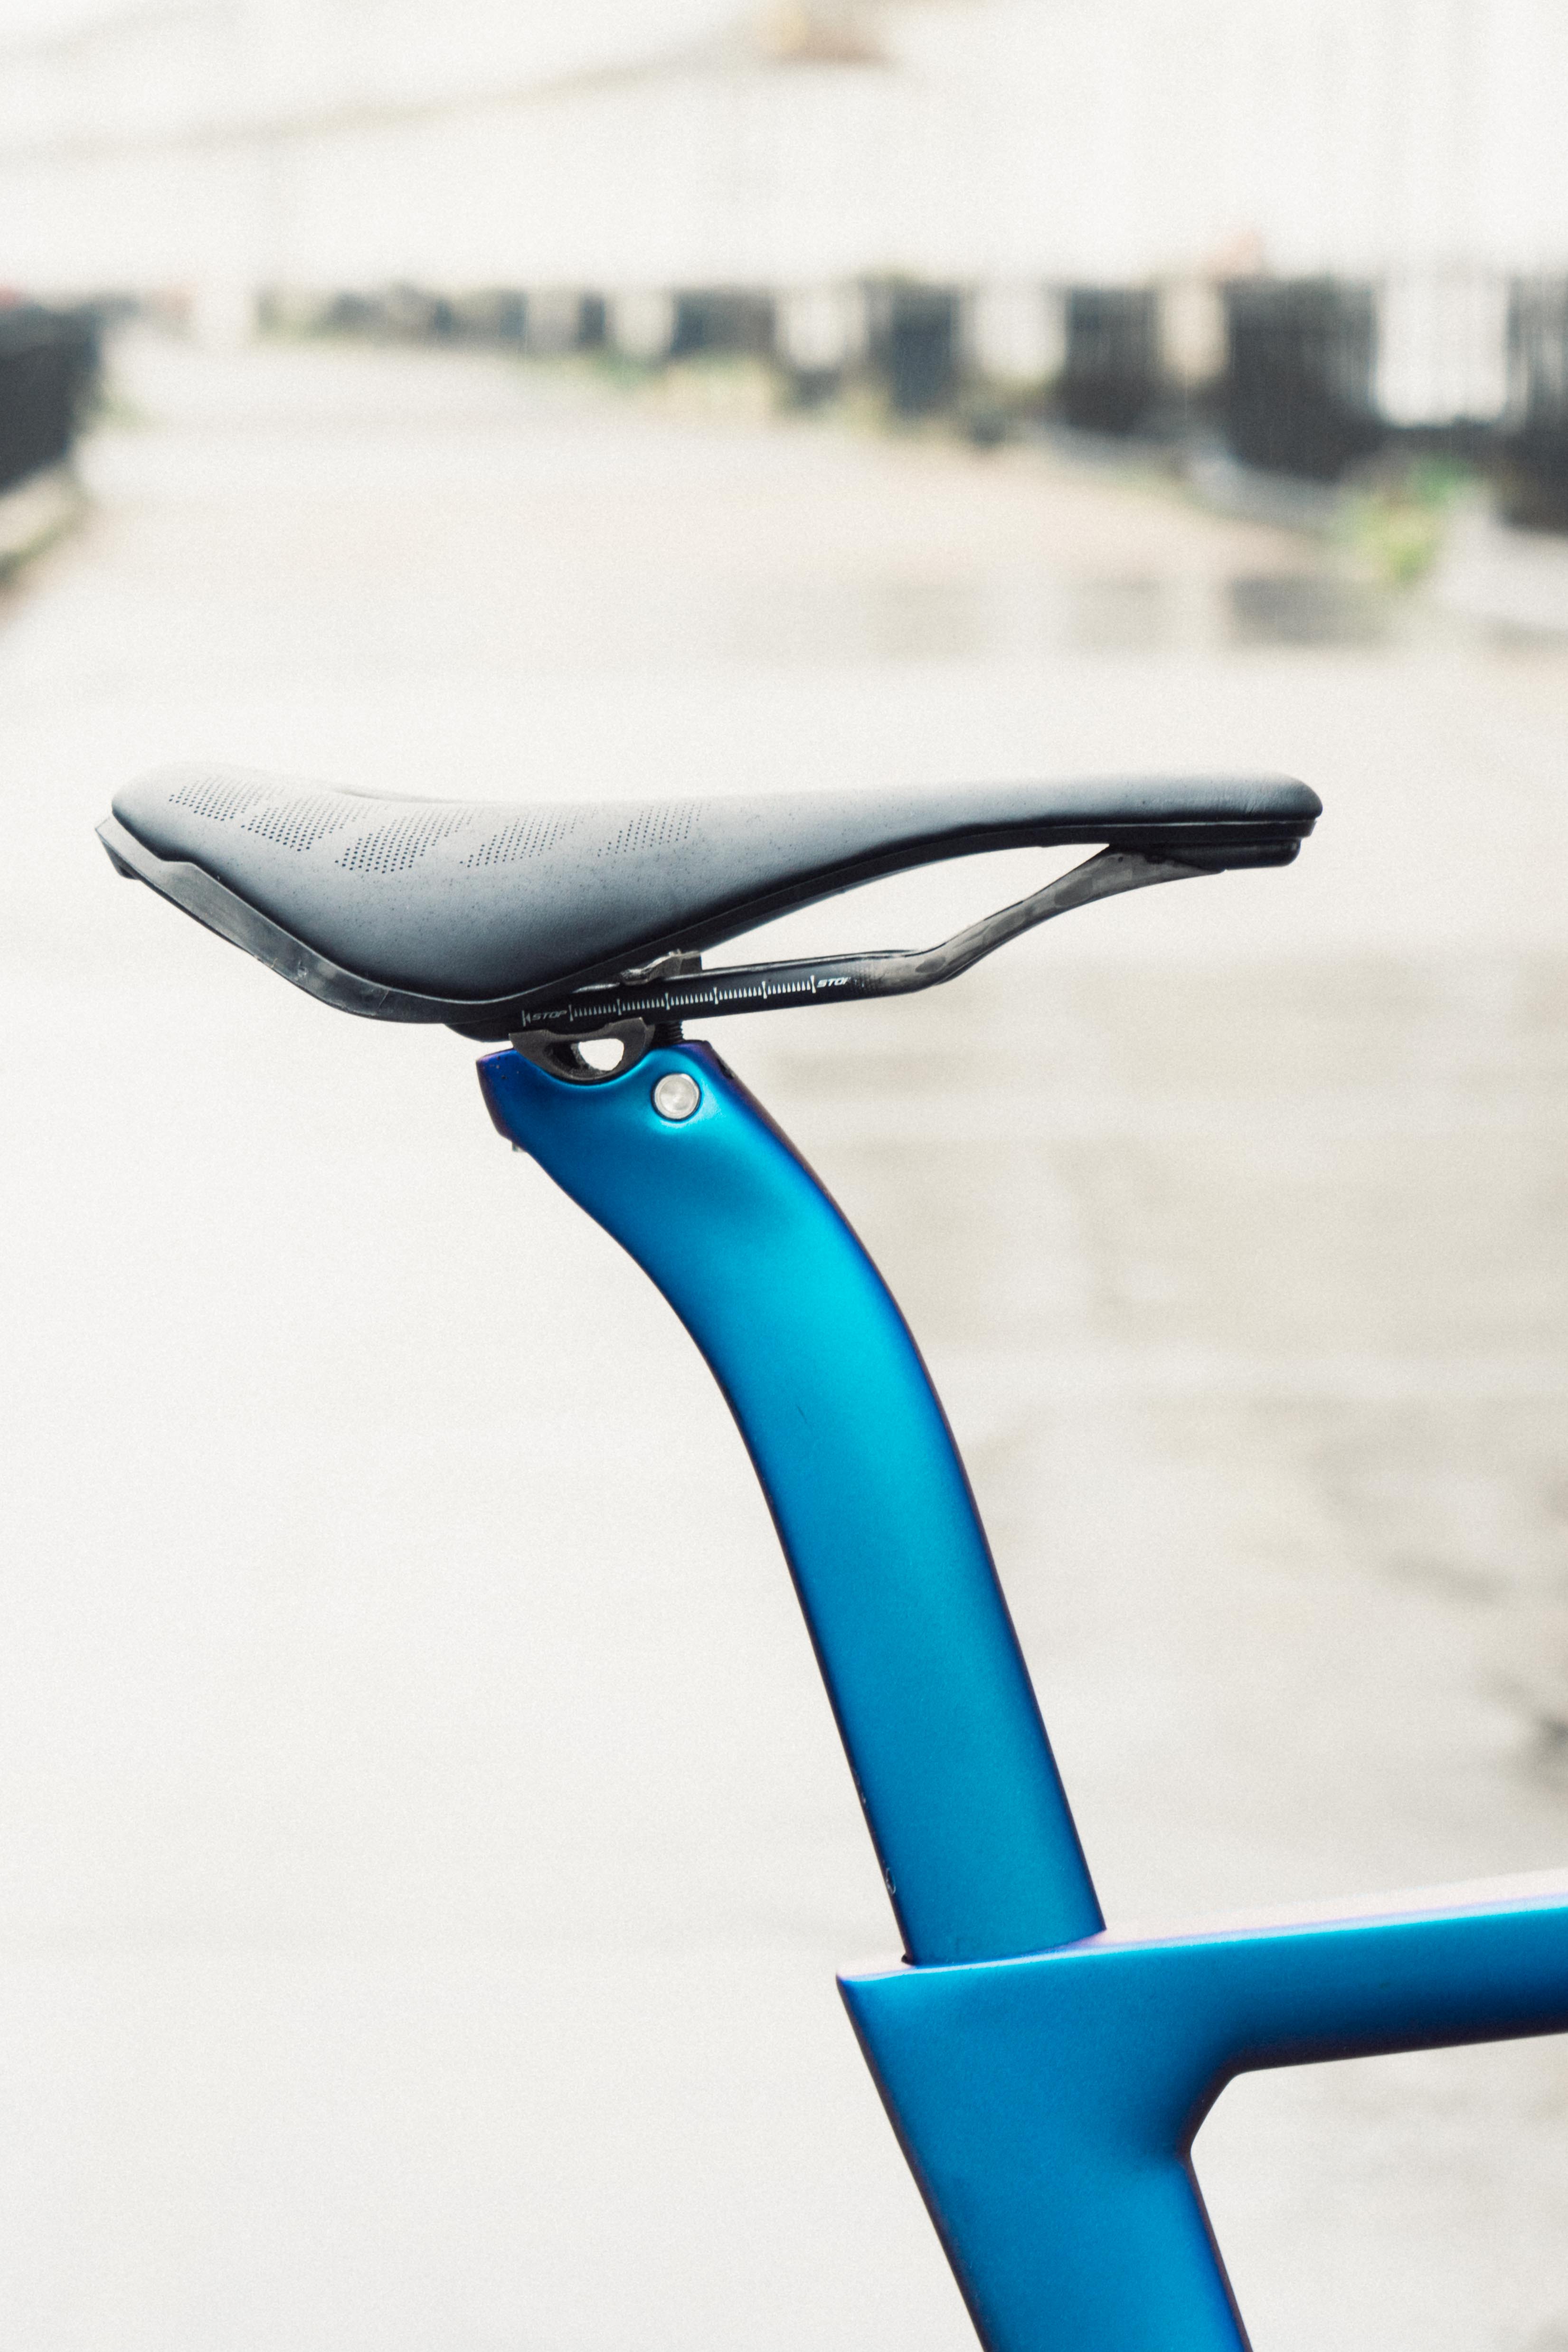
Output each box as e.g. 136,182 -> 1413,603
3,3 -> 1568,2350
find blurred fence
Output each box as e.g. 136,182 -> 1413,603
0,305 -> 100,497
1058,289 -> 1160,437
1499,279 -> 1568,528
671,290 -> 775,362
1221,280 -> 1383,482
868,285 -> 959,418
251,270 -> 1568,519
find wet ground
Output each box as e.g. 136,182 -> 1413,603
3,331 -> 1568,2351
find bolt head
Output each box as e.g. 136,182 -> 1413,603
652,1071 -> 701,1122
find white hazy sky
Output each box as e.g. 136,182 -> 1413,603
0,0 -> 742,61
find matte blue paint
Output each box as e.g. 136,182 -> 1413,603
842,1877 -> 1568,2352
479,1038 -> 1568,2352
478,1040 -> 1101,1966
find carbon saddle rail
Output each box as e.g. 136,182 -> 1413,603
99,765 -> 1320,1039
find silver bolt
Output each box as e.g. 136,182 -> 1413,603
652,1071 -> 701,1122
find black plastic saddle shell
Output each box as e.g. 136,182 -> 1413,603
100,765 -> 1320,1039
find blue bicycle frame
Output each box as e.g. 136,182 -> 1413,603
480,1035 -> 1568,2352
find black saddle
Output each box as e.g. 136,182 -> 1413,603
99,765 -> 1319,1043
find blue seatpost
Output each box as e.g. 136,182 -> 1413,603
480,1034 -> 1568,2352
479,1038 -> 1102,1967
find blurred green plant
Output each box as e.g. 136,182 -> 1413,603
1340,456 -> 1475,587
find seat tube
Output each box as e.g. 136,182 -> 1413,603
480,1039 -> 1102,1967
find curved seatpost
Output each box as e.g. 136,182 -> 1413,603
479,1039 -> 1102,1967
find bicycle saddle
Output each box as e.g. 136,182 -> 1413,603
99,765 -> 1319,1042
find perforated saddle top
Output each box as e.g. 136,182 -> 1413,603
99,765 -> 1319,1039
